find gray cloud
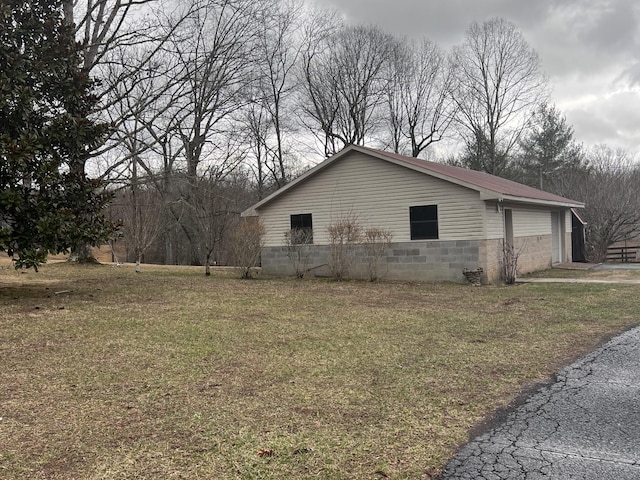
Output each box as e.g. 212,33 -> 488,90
579,0 -> 639,52
312,0 -> 640,153
528,0 -> 640,78
318,0 -> 554,46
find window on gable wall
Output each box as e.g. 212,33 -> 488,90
409,205 -> 439,240
290,213 -> 313,244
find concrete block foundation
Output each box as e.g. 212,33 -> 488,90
261,240 -> 482,283
262,234 -> 559,284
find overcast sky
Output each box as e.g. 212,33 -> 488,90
315,0 -> 640,155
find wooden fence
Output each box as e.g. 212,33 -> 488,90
606,245 -> 640,263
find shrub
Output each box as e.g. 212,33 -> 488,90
284,229 -> 314,278
327,216 -> 362,280
501,240 -> 521,284
362,228 -> 393,281
230,218 -> 265,279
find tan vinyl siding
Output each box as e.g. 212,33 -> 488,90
484,204 -> 573,241
509,205 -> 553,237
259,152 -> 486,246
484,202 -> 504,239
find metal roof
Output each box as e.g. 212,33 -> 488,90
360,146 -> 583,206
243,145 -> 584,216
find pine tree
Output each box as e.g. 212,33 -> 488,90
516,103 -> 585,190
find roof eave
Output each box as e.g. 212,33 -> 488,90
361,148 -> 490,195
571,207 -> 588,225
241,146 -> 358,215
241,207 -> 258,217
485,193 -> 585,209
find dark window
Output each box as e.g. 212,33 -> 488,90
290,213 -> 313,244
410,205 -> 438,240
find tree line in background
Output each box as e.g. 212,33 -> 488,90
2,0 -> 639,270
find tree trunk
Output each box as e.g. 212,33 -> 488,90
205,255 -> 211,276
69,242 -> 98,264
164,230 -> 174,265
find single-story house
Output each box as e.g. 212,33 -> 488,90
242,145 -> 585,283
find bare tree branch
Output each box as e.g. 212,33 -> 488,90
451,18 -> 547,175
384,38 -> 457,158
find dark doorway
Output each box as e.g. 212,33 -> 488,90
571,209 -> 587,262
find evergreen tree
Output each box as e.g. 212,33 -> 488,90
516,103 -> 584,190
0,0 -> 113,270
458,131 -> 512,177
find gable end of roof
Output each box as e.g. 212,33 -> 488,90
242,144 -> 584,216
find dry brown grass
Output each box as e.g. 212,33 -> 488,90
1,262 -> 638,479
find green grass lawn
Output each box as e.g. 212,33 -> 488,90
1,262 -> 638,479
522,265 -> 640,279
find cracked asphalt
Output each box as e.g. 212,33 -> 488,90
440,326 -> 640,479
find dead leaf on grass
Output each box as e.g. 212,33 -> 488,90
293,447 -> 311,455
257,448 -> 275,457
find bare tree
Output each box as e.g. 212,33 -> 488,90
451,18 -> 547,175
300,24 -> 395,157
62,0 -> 193,261
244,100 -> 273,200
296,9 -> 341,157
95,37 -> 195,265
134,0 -> 261,269
178,141 -> 244,276
169,0 -> 259,178
118,179 -> 165,272
111,75 -> 172,271
63,0 -> 159,73
244,0 -> 304,198
553,145 -> 640,262
384,38 -> 456,157
61,0 -> 264,267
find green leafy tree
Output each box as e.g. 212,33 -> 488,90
0,0 -> 113,270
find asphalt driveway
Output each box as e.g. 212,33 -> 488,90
440,326 -> 640,479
